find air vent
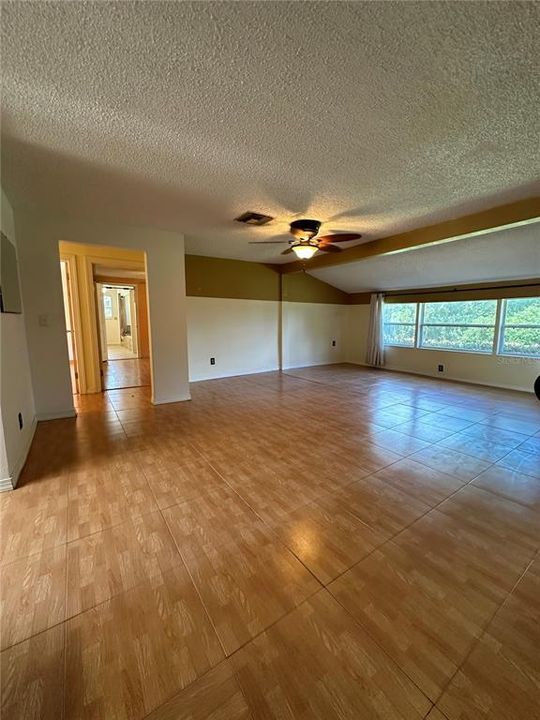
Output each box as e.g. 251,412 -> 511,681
234,211 -> 273,226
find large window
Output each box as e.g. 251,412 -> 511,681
383,303 -> 417,347
419,300 -> 498,353
499,297 -> 540,357
382,296 -> 540,358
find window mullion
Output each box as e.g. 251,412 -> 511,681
416,303 -> 424,348
493,299 -> 506,355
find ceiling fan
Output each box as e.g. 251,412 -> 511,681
249,219 -> 362,260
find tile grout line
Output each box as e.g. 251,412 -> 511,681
179,438 -> 328,592
318,460 -> 534,702
175,433 -> 475,709
6,375 -> 539,719
139,584 -> 335,720
136,448 -> 232,662
430,547 -> 539,709
0,452 -> 519,656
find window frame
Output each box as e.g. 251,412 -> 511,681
382,302 -> 418,348
497,297 -> 540,358
381,296 -> 540,358
419,298 -> 498,354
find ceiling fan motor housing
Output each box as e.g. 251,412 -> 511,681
290,219 -> 321,239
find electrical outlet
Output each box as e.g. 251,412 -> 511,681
438,364 -> 445,373
18,412 -> 23,430
210,357 -> 216,366
331,340 -> 336,347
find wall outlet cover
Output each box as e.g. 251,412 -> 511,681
210,357 -> 216,365
438,364 -> 445,373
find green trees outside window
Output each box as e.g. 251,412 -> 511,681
499,298 -> 540,357
383,297 -> 540,358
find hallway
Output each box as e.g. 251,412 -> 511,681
101,358 -> 151,390
107,344 -> 137,360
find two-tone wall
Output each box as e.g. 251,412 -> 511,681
184,256 -> 350,380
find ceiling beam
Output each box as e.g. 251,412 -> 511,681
280,196 -> 540,274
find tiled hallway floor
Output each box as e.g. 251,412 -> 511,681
1,365 -> 539,719
101,357 -> 151,390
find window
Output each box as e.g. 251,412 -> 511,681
383,303 -> 417,347
419,300 -> 498,353
382,296 -> 539,356
499,297 -> 540,357
103,294 -> 113,319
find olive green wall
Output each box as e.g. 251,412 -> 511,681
282,271 -> 349,304
185,255 -> 351,304
185,256 -> 539,306
185,255 -> 280,301
348,292 -> 371,305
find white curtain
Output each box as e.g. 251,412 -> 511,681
365,293 -> 385,367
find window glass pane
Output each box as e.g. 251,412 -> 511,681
423,300 -> 497,325
383,323 -> 415,347
383,303 -> 416,324
500,327 -> 540,357
103,295 -> 113,319
504,297 -> 540,325
421,325 -> 494,353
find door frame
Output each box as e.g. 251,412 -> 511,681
59,254 -> 85,393
97,282 -> 140,360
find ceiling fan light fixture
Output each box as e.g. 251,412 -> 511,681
292,242 -> 318,260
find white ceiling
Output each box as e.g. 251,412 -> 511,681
310,222 -> 540,293
2,1 -> 539,270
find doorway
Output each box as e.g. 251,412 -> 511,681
59,259 -> 79,394
96,281 -> 151,391
58,242 -> 153,396
100,285 -> 139,360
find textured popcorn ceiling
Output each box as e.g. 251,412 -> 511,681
2,1 -> 539,274
311,222 -> 540,293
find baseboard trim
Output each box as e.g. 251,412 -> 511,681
382,364 -> 533,394
36,410 -> 77,421
1,416 -> 38,491
152,393 -> 192,405
283,359 -> 346,370
0,476 -> 15,493
189,366 -> 280,383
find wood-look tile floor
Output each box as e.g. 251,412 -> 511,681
101,357 -> 151,390
1,364 -> 539,719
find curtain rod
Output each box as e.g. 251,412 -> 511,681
383,281 -> 540,298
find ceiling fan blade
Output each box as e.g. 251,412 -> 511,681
281,247 -> 295,255
318,244 -> 342,253
248,241 -> 289,245
317,233 -> 362,244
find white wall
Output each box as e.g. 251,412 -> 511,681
187,297 -> 280,381
0,189 -> 36,488
384,346 -> 540,393
186,298 -> 350,381
14,209 -> 190,415
346,303 -> 539,393
345,304 -> 370,365
282,301 -> 348,369
0,417 -> 9,485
